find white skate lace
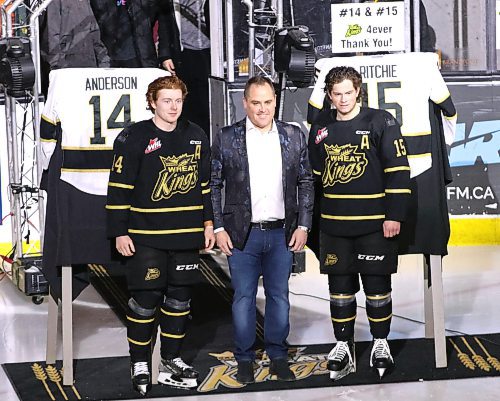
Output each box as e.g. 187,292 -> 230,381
133,361 -> 149,376
371,338 -> 391,359
328,341 -> 350,362
172,357 -> 193,371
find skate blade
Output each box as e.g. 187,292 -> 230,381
133,383 -> 151,396
158,372 -> 197,389
329,363 -> 356,381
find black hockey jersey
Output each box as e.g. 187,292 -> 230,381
106,119 -> 213,250
308,107 -> 411,237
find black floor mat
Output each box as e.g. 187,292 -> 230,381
3,334 -> 500,401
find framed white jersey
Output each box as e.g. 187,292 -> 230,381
40,68 -> 169,195
308,52 -> 457,178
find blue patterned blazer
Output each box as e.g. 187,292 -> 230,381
210,118 -> 314,250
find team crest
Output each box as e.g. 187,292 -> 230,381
324,254 -> 338,266
145,267 -> 160,281
315,127 -> 329,144
322,143 -> 367,187
145,137 -> 162,154
151,153 -> 198,201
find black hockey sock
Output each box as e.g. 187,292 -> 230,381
330,293 -> 357,341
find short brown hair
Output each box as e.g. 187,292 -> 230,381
324,66 -> 362,100
146,76 -> 188,110
243,75 -> 275,98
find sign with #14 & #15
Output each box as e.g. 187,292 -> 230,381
331,1 -> 405,53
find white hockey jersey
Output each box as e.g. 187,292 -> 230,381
40,68 -> 169,195
308,52 -> 457,178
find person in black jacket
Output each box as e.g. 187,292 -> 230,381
158,0 -> 211,138
106,76 -> 215,395
308,66 -> 410,381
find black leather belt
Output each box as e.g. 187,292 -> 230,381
250,219 -> 285,230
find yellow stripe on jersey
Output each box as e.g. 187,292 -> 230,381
313,169 -> 322,176
321,214 -> 385,221
108,182 -> 135,189
385,189 -> 411,194
331,315 -> 357,323
160,308 -> 190,317
201,181 -> 209,187
324,193 -> 385,199
126,315 -> 155,324
41,138 -> 57,143
127,337 -> 152,346
128,227 -> 204,235
407,153 -> 431,159
308,98 -> 323,109
402,131 -> 431,137
367,314 -> 393,323
105,204 -> 131,210
366,294 -> 391,300
61,168 -> 110,172
444,113 -> 457,120
62,146 -> 113,151
202,188 -> 211,194
384,166 -> 411,173
41,114 -> 58,125
434,92 -> 451,105
130,205 -> 203,213
160,332 -> 185,339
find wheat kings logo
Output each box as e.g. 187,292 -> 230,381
322,143 -> 367,187
197,348 -> 329,392
152,153 -> 198,201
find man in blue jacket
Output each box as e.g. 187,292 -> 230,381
210,76 -> 314,384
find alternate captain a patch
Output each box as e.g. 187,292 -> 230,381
315,127 -> 329,144
145,137 -> 162,154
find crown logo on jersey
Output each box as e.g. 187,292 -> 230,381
151,153 -> 198,201
145,137 -> 162,154
322,143 -> 367,187
315,127 -> 329,144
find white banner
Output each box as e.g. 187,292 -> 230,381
331,1 -> 405,53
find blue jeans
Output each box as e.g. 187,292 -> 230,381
227,227 -> 293,361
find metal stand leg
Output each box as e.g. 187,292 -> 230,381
423,255 -> 447,368
61,265 -> 74,385
46,289 -> 58,364
151,330 -> 161,385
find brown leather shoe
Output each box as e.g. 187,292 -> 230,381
269,358 -> 295,381
236,360 -> 255,384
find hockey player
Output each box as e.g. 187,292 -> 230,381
106,76 -> 215,395
308,67 -> 411,380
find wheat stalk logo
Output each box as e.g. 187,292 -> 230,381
474,337 -> 500,372
461,337 -> 491,371
449,338 -> 475,370
32,363 -> 56,400
46,365 -> 69,400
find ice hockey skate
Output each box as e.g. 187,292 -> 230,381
327,340 -> 356,380
157,357 -> 198,389
130,361 -> 151,395
370,338 -> 394,378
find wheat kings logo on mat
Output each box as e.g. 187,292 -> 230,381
323,143 -> 368,187
197,348 -> 329,392
152,153 -> 198,201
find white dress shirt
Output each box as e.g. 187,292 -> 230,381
245,117 -> 285,222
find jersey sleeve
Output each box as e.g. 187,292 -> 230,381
200,133 -> 214,224
40,71 -> 61,171
379,111 -> 411,222
106,128 -> 141,238
307,122 -> 325,181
